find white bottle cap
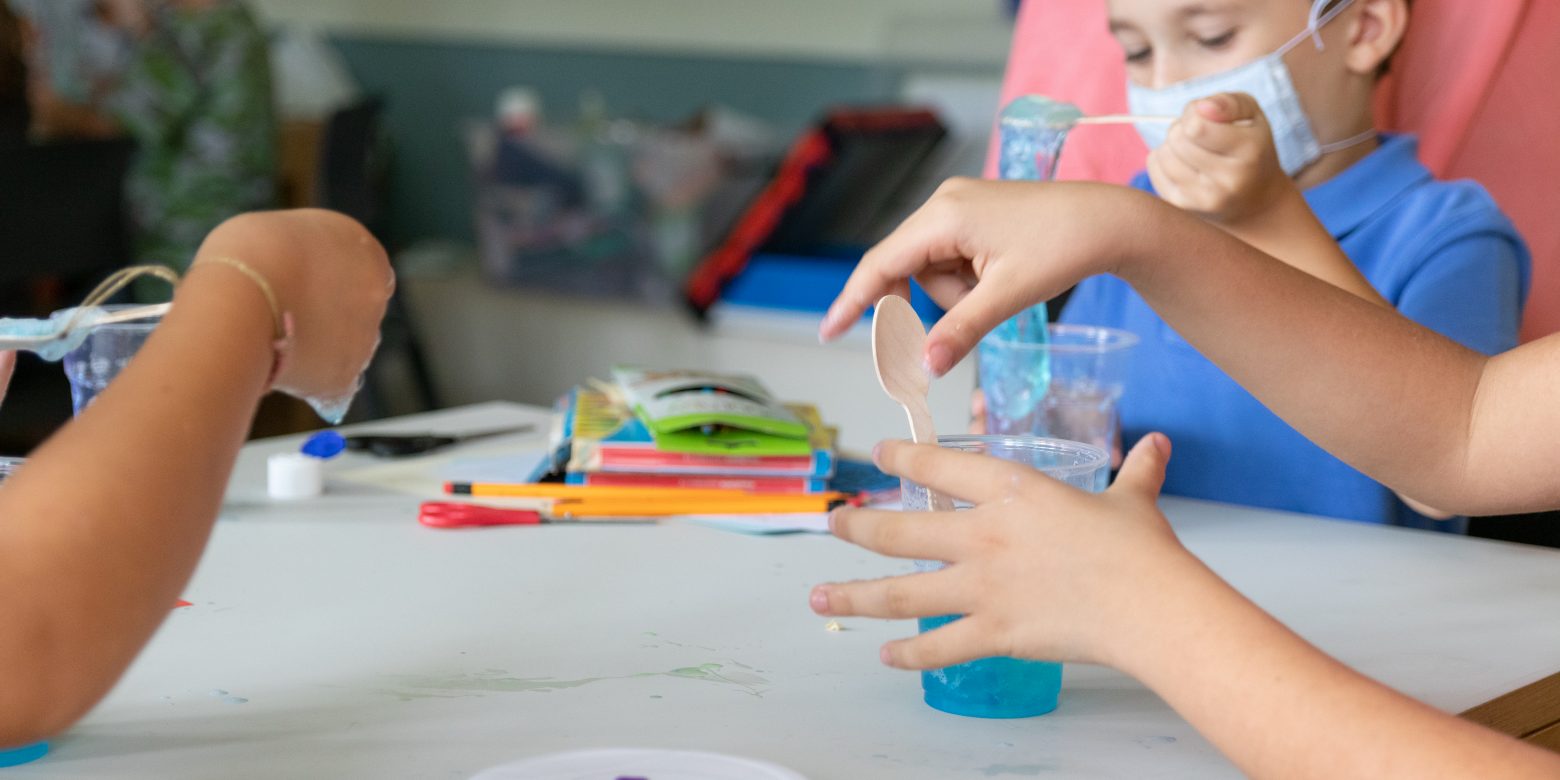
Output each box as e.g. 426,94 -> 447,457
267,452 -> 324,500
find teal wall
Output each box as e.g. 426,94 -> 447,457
328,35 -> 905,245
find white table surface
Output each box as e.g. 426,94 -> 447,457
18,402 -> 1560,779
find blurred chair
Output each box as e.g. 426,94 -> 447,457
0,137 -> 134,453
1374,0 -> 1560,344
315,97 -> 441,419
0,137 -> 133,293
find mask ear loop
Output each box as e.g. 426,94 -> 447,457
1283,0 -> 1373,157
56,265 -> 180,336
1318,128 -> 1378,154
1282,0 -> 1361,55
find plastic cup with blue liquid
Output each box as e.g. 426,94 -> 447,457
901,435 -> 1110,718
979,324 -> 1138,453
0,742 -> 48,767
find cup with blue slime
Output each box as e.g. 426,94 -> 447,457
901,435 -> 1109,718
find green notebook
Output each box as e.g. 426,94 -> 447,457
612,368 -> 813,455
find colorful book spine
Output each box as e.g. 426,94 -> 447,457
564,471 -> 829,494
564,387 -> 836,477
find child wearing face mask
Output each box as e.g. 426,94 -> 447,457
1059,0 -> 1528,528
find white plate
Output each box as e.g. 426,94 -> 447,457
471,748 -> 807,780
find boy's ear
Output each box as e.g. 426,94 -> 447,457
1345,0 -> 1410,77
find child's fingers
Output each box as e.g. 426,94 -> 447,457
873,440 -> 1044,505
1145,152 -> 1187,204
1193,92 -> 1261,125
879,614 -> 996,670
915,269 -> 978,311
821,266 -> 913,343
1157,136 -> 1210,187
810,569 -> 968,620
828,507 -> 975,561
1182,116 -> 1261,158
821,197 -> 959,341
1167,127 -> 1243,178
1112,433 -> 1172,503
1184,94 -> 1267,156
923,276 -> 1038,376
969,389 -> 987,434
1152,144 -> 1219,213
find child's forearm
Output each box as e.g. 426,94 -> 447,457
1121,556 -> 1560,779
830,180 -> 1554,513
1117,202 -> 1560,514
1216,186 -> 1388,308
1193,190 -> 1462,519
0,235 -> 275,744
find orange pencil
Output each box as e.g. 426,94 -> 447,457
448,482 -> 851,503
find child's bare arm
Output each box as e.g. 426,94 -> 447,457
1152,93 -> 1460,517
814,438 -> 1560,779
819,179 -> 1560,516
0,210 -> 391,745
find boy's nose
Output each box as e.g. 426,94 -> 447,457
1150,59 -> 1197,89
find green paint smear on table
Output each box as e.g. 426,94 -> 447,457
382,663 -> 769,700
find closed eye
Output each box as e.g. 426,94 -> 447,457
1197,29 -> 1237,50
1124,47 -> 1151,64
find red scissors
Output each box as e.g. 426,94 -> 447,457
418,501 -> 544,528
417,501 -> 657,529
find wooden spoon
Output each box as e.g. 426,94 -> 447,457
1072,114 -> 1175,125
871,295 -> 955,512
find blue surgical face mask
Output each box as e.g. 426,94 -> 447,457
1126,0 -> 1373,176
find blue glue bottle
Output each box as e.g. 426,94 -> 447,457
301,430 -> 347,459
0,742 -> 48,768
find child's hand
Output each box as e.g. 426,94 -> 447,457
810,433 -> 1191,670
194,209 -> 394,401
968,389 -> 987,434
819,179 -> 1164,376
1147,93 -> 1297,227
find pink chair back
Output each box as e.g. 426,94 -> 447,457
1376,0 -> 1560,341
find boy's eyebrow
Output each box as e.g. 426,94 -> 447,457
1107,18 -> 1136,34
1109,2 -> 1240,33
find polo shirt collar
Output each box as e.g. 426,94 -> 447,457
1304,133 -> 1431,239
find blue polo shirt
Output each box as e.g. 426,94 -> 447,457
1061,134 -> 1530,527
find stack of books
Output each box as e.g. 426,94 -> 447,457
551,369 -> 837,494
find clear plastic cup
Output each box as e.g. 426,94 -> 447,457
61,306 -> 162,416
900,435 -> 1109,718
978,324 -> 1138,453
